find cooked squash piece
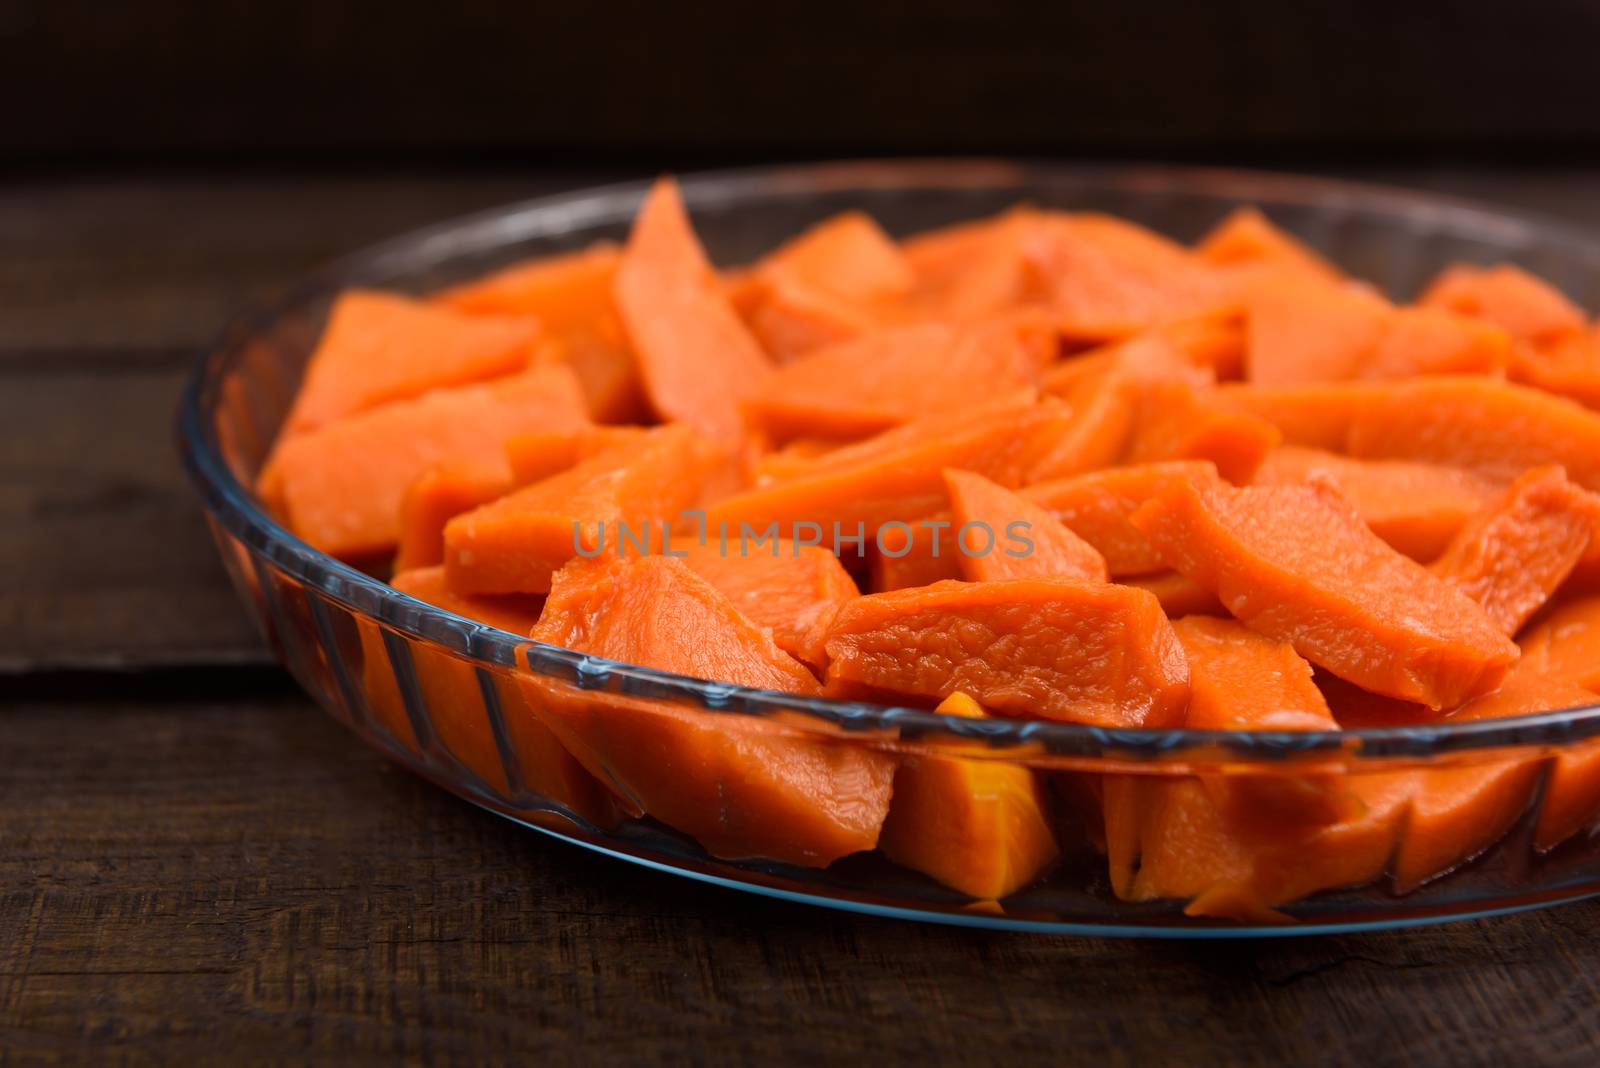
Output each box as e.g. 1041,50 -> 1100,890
879,692 -> 1059,899
1020,461 -> 1218,576
1040,312 -> 1246,395
1509,327 -> 1600,410
1252,446 -> 1499,561
1103,772 -> 1410,922
357,567 -> 622,827
1393,665 -> 1595,886
1431,466 -> 1600,634
1039,349 -> 1116,398
704,395 -> 1073,542
1131,476 -> 1518,708
438,243 -> 620,326
900,208 -> 1043,322
359,566 -> 539,755
1110,665 -> 1560,914
823,578 -> 1189,728
282,290 -> 539,437
1538,737 -> 1600,852
1171,616 -> 1352,830
1474,632 -> 1600,849
1030,331 -> 1212,481
1209,380 -> 1393,451
943,468 -> 1108,582
1160,310 -> 1249,379
1027,359 -> 1140,481
1124,388 -> 1281,484
503,425 -> 651,486
531,555 -> 824,695
526,555 -> 894,866
1102,615 -> 1372,919
1124,571 -> 1225,617
444,423 -> 725,595
613,177 -> 773,441
262,363 -> 590,559
1316,671 -> 1437,728
533,332 -> 649,424
1170,622 -> 1332,739
1246,280 -> 1390,385
745,435 -> 849,481
394,460 -> 515,573
867,514 -> 965,592
736,275 -> 884,366
1025,213 -> 1226,340
1242,784 -> 1374,907
1419,263 -> 1586,346
680,537 -> 860,671
440,247 -> 648,422
390,566 -> 544,636
746,317 -> 1049,442
1363,307 -> 1510,380
733,211 -> 914,362
754,211 -> 914,303
1391,759 -> 1544,893
1345,376 -> 1600,490
1518,595 -> 1600,692
1196,207 -> 1343,284
1244,279 -> 1507,384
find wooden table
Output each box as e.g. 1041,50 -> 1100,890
5,167 -> 1600,1064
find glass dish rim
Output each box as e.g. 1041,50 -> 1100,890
176,158 -> 1600,763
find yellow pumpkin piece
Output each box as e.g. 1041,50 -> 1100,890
878,692 -> 1060,900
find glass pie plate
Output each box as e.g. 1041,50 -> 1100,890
178,161 -> 1600,936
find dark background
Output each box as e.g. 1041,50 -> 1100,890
6,0 -> 1600,170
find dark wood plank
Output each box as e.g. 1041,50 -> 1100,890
3,686 -> 1598,1065
0,171 -> 621,350
4,167 -> 1599,672
0,360 -> 261,670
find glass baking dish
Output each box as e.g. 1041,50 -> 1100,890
178,161 -> 1600,936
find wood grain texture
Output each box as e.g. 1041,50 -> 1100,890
4,686 -> 1599,1066
0,173 -> 615,351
